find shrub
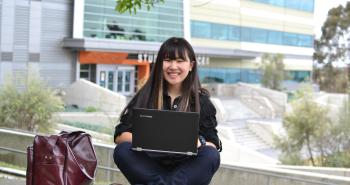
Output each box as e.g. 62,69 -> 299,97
85,106 -> 98,112
0,76 -> 64,132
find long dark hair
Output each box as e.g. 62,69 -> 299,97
120,37 -> 208,117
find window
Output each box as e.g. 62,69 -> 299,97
83,0 -> 184,42
268,31 -> 282,45
241,27 -> 252,42
251,28 -> 267,43
80,64 -> 91,80
228,26 -> 240,41
191,21 -> 211,39
250,0 -> 314,12
191,21 -> 313,47
298,34 -> 313,47
198,67 -> 261,84
283,32 -> 298,46
212,24 -> 229,40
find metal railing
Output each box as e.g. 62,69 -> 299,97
0,146 -> 120,178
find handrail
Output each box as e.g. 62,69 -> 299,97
0,147 -> 120,174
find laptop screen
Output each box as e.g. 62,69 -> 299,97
131,108 -> 200,155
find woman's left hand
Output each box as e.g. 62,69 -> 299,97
206,141 -> 216,148
197,139 -> 216,149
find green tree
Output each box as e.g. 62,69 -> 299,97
0,75 -> 64,132
313,2 -> 350,92
275,86 -> 332,166
322,95 -> 350,167
260,53 -> 285,90
116,0 -> 164,14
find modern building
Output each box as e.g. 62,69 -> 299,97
191,0 -> 314,84
0,0 -> 314,95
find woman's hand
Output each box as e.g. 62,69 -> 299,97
205,141 -> 216,148
197,138 -> 217,149
115,132 -> 132,144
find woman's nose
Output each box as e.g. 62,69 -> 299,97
169,60 -> 178,68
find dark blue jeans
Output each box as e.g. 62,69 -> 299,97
113,142 -> 220,185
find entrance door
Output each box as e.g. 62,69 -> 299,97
97,65 -> 135,96
116,67 -> 135,96
98,70 -> 115,91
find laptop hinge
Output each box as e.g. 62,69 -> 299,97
136,147 -> 142,151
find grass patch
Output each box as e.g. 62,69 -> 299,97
0,161 -> 25,171
85,106 -> 99,112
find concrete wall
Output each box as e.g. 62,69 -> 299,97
203,83 -> 287,118
212,164 -> 350,185
209,97 -> 227,123
63,79 -> 127,113
234,83 -> 287,118
218,126 -> 279,165
1,128 -> 350,185
272,165 -> 350,178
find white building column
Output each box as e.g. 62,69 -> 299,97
73,0 -> 85,38
183,0 -> 191,41
0,0 -> 15,86
28,0 -> 42,75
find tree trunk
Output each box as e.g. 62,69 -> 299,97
306,134 -> 316,166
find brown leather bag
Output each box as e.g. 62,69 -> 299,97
26,131 -> 98,185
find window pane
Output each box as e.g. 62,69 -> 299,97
241,27 -> 251,42
108,71 -> 114,91
251,28 -> 267,43
211,24 -> 228,40
191,21 -> 211,39
228,26 -> 240,41
268,31 -> 282,45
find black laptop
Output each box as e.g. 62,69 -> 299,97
131,108 -> 200,156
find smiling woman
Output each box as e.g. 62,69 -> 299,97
113,37 -> 222,185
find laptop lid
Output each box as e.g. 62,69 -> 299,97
131,108 -> 200,156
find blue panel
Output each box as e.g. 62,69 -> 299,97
191,21 -> 313,47
228,26 -> 240,41
211,24 -> 229,40
198,67 -> 262,84
251,28 -> 267,43
191,21 -> 211,39
268,30 -> 283,45
250,0 -> 314,12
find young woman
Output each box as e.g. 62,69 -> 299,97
113,37 -> 222,185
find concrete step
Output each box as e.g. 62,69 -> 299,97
232,127 -> 271,150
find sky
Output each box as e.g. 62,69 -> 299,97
314,0 -> 348,38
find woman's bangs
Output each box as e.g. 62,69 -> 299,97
162,42 -> 188,60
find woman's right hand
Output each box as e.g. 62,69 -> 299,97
115,132 -> 132,144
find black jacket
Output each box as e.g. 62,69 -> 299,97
114,93 -> 222,151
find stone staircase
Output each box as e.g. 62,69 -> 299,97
217,97 -> 274,152
232,126 -> 271,150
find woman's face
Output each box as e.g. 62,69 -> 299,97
162,53 -> 193,89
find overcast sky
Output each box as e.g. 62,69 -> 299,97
314,0 -> 348,38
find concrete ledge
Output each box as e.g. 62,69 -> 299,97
63,79 -> 126,113
212,163 -> 350,185
2,128 -> 350,185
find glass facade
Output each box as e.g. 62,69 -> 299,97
288,70 -> 311,82
84,0 -> 184,42
199,68 -> 311,84
191,21 -> 313,47
250,0 -> 314,12
198,67 -> 261,84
